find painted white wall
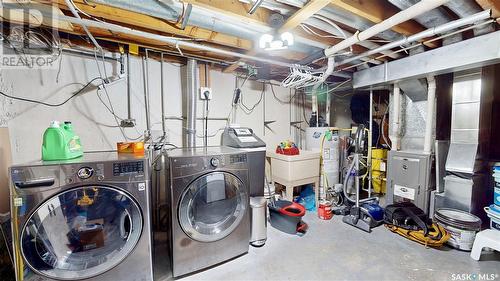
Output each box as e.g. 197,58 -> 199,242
0,52 -> 303,164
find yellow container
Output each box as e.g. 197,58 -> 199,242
117,142 -> 145,154
372,170 -> 386,194
372,158 -> 386,171
372,149 -> 387,159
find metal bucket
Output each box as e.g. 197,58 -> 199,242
434,208 -> 482,251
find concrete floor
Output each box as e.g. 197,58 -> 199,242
183,212 -> 500,281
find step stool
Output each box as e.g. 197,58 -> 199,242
470,229 -> 500,261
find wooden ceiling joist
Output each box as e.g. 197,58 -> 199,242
329,0 -> 438,48
476,0 -> 500,19
279,0 -> 331,33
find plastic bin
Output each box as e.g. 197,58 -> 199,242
269,200 -> 305,235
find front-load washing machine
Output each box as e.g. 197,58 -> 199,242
164,147 -> 250,277
9,152 -> 154,281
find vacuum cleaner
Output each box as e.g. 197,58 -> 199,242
340,124 -> 384,232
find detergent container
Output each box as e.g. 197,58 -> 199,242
42,121 -> 83,161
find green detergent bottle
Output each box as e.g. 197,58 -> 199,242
42,121 -> 83,161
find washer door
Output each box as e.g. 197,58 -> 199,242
20,186 -> 143,280
178,171 -> 248,242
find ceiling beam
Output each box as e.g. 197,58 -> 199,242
329,0 -> 438,48
279,0 -> 331,33
475,0 -> 500,18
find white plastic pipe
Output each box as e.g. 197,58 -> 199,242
313,57 -> 335,88
424,76 -> 436,154
325,0 -> 450,57
335,9 -> 491,67
64,0 -> 102,50
390,84 -> 401,151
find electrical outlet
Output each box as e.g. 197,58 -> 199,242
199,87 -> 212,100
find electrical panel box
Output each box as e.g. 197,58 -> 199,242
387,151 -> 434,215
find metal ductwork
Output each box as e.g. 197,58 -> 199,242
182,59 -> 198,148
93,0 -> 317,53
434,70 -> 494,223
398,79 -> 428,102
387,0 -> 461,45
353,31 -> 500,88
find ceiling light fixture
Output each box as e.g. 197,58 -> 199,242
259,32 -> 294,51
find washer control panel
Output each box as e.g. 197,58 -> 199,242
113,161 -> 144,176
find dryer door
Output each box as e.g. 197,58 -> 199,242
179,171 -> 248,242
20,185 -> 143,280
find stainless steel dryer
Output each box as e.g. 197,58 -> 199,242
9,152 -> 153,281
165,147 -> 250,277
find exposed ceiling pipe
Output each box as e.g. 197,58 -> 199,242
184,59 -> 198,148
444,0 -> 494,35
142,54 -> 152,141
51,14 -> 314,70
307,17 -> 399,61
324,0 -> 451,57
390,84 -> 402,151
423,76 -> 436,154
310,16 -> 383,66
388,0 -> 460,45
248,0 -> 264,14
64,0 -> 102,50
247,0 -> 401,60
95,0 -> 318,53
272,0 -> 405,44
335,10 -> 492,67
